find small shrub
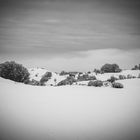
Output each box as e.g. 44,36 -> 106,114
88,76 -> 96,80
94,69 -> 101,74
127,74 -> 133,79
77,74 -> 89,81
40,72 -> 52,85
112,82 -> 124,88
107,76 -> 118,83
119,75 -> 126,80
57,76 -> 76,86
0,61 -> 30,83
103,81 -> 111,87
131,64 -> 140,70
77,74 -> 96,81
88,80 -> 103,87
57,80 -> 69,86
26,79 -> 43,86
67,76 -> 77,82
69,73 -> 76,77
60,71 -> 68,76
54,78 -> 57,85
138,74 -> 140,78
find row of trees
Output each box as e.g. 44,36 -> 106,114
0,61 -> 29,83
60,63 -> 122,76
132,64 -> 140,70
0,61 -> 139,85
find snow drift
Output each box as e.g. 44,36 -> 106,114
0,76 -> 140,140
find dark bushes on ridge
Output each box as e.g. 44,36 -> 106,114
26,79 -> 43,86
77,74 -> 96,81
94,69 -> 101,74
119,75 -> 126,80
126,74 -> 135,79
107,76 -> 118,83
0,61 -> 30,83
60,71 -> 69,76
57,76 -> 77,86
40,72 -> 52,85
112,82 -> 124,88
88,80 -> 103,87
101,63 -> 121,73
131,64 -> 140,70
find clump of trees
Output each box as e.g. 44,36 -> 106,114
100,63 -> 121,73
60,71 -> 81,77
93,69 -> 101,75
57,76 -> 77,86
77,74 -> 96,81
59,71 -> 69,76
25,79 -> 42,86
119,75 -> 127,80
40,72 -> 52,85
112,82 -> 124,88
88,80 -> 103,87
132,64 -> 140,70
0,61 -> 30,83
107,76 -> 118,83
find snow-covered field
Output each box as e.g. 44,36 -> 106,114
28,68 -> 140,86
0,75 -> 140,140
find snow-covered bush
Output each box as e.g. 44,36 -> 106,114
57,79 -> 70,86
69,72 -> 79,77
88,80 -> 103,87
131,64 -> 140,70
26,79 -> 43,86
0,61 -> 30,83
60,71 -> 68,75
112,82 -> 124,88
126,74 -> 133,79
119,75 -> 127,80
57,76 -> 76,86
77,74 -> 88,81
94,69 -> 101,74
127,74 -> 136,79
40,72 -> 52,85
103,81 -> 111,87
101,63 -> 121,73
88,76 -> 96,80
77,74 -> 96,81
107,76 -> 118,83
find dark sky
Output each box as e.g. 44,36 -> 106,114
0,0 -> 140,71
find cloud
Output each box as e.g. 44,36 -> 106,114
0,0 -> 140,71
42,48 -> 140,71
1,48 -> 140,72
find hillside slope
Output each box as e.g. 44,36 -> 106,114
0,77 -> 140,140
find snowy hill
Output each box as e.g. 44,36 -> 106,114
28,68 -> 140,86
28,68 -> 49,81
0,76 -> 140,140
0,67 -> 140,139
28,68 -> 66,86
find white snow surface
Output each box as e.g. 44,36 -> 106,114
28,68 -> 49,81
0,76 -> 140,140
